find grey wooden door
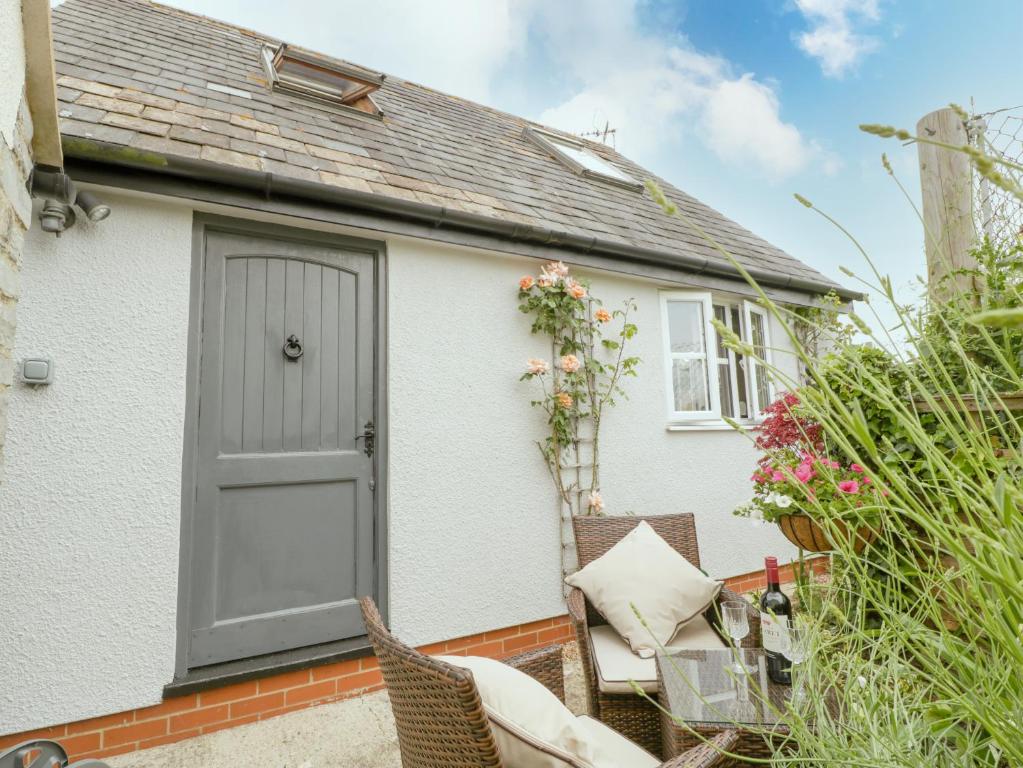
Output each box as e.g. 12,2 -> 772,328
188,226 -> 377,667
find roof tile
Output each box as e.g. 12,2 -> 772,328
57,75 -> 120,97
199,144 -> 261,170
76,92 -> 145,116
100,112 -> 171,136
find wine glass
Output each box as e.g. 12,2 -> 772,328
783,620 -> 809,705
722,601 -> 751,675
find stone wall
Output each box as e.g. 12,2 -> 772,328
0,95 -> 33,478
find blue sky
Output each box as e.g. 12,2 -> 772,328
161,0 -> 1022,329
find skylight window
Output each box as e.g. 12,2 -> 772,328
524,127 -> 641,190
261,44 -> 384,117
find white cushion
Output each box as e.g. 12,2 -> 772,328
565,520 -> 722,658
436,656 -> 661,768
574,715 -> 660,768
435,654 -> 594,768
589,618 -> 726,694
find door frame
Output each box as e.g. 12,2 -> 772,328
173,212 -> 389,679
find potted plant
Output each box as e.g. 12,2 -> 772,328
735,393 -> 880,553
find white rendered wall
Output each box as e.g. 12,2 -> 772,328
385,239 -> 799,647
0,193 -> 194,734
0,0 -> 25,146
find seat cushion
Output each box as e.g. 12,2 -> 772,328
589,617 -> 726,694
574,715 -> 660,768
435,654 -> 594,768
565,520 -> 722,658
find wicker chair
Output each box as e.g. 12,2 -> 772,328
359,597 -> 738,768
567,514 -> 762,757
0,740 -> 109,768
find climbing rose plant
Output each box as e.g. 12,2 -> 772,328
518,261 -> 639,515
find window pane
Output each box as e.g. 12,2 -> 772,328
731,307 -> 750,419
672,358 -> 710,412
548,138 -> 635,183
667,301 -> 705,354
712,305 -> 728,358
718,362 -> 734,418
749,312 -> 770,411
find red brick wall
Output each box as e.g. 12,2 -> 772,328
1,559 -> 825,762
722,555 -> 829,594
0,615 -> 573,762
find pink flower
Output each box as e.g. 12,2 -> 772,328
850,463 -> 866,474
838,479 -> 860,494
587,491 -> 605,513
828,460 -> 841,469
560,354 -> 581,373
771,470 -> 785,483
595,308 -> 612,323
519,275 -> 535,291
794,464 -> 814,483
752,472 -> 768,484
567,281 -> 587,300
526,358 -> 549,375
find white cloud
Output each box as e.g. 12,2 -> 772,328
702,75 -> 814,178
793,0 -> 881,77
533,2 -> 833,180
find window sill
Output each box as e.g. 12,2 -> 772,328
666,421 -> 757,432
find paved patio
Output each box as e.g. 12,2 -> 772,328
107,643 -> 587,768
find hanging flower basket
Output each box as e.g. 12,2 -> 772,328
776,513 -> 877,554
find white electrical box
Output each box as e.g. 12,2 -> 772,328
21,358 -> 54,385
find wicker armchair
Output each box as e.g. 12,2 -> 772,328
567,514 -> 761,756
359,597 -> 738,768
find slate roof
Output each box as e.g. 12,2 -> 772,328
50,0 -> 845,295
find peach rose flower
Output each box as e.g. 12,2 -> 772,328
560,354 -> 581,373
587,491 -> 605,513
526,358 -> 549,375
594,308 -> 611,323
519,275 -> 535,291
567,281 -> 587,300
555,391 -> 573,409
537,276 -> 553,288
545,261 -> 569,279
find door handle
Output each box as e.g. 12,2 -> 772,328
283,334 -> 303,361
355,420 -> 375,458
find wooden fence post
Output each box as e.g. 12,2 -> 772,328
917,107 -> 980,302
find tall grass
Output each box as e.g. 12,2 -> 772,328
648,133 -> 1023,765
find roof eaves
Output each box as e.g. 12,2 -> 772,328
60,135 -> 862,302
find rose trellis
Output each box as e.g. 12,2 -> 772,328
518,261 -> 639,530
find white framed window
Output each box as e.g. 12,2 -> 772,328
660,291 -> 774,425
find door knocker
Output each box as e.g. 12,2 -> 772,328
283,334 -> 304,361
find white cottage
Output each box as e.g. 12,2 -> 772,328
0,0 -> 852,760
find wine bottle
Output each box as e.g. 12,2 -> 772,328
760,556 -> 792,685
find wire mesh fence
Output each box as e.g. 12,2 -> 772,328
970,106 -> 1023,249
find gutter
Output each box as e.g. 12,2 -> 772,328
61,137 -> 862,302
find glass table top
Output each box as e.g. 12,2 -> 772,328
656,648 -> 792,728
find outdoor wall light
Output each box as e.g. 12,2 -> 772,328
38,200 -> 76,236
74,189 -> 112,222
30,168 -> 112,235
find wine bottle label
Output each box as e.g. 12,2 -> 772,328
761,611 -> 789,653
